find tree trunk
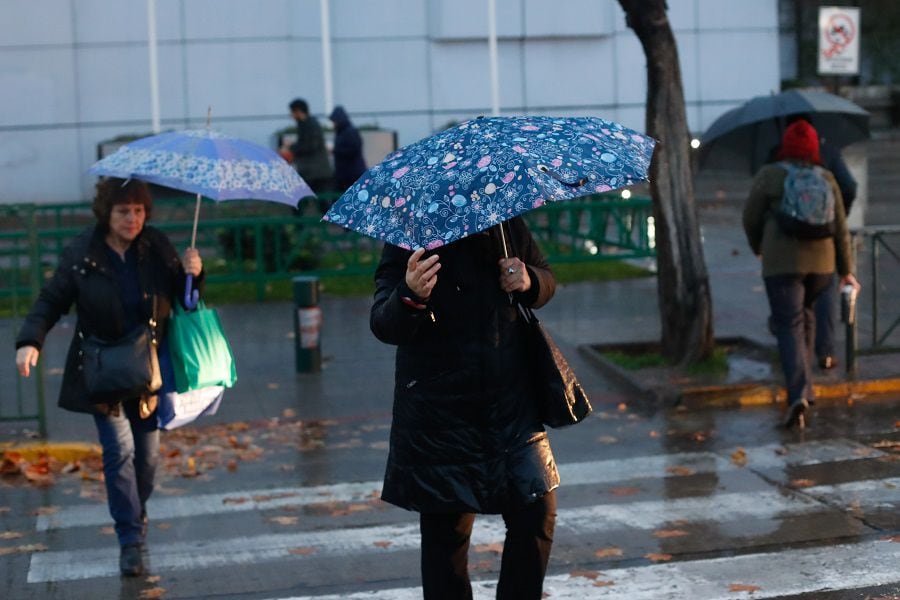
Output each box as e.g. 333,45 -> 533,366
618,0 -> 714,364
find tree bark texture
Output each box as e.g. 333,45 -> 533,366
618,0 -> 714,363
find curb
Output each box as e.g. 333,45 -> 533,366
578,344 -> 900,409
0,442 -> 101,462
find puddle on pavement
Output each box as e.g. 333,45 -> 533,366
726,354 -> 774,383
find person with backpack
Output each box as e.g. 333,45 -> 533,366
743,119 -> 860,429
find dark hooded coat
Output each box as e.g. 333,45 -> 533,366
329,106 -> 367,191
370,218 -> 560,514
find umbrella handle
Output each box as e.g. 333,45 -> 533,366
184,274 -> 199,310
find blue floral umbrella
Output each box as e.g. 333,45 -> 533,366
90,128 -> 314,307
323,116 -> 655,250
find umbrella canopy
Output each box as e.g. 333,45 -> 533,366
698,89 -> 869,174
90,129 -> 314,206
323,116 -> 655,249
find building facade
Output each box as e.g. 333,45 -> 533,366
0,0 -> 779,203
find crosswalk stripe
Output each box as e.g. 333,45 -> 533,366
35,438 -> 884,532
26,476 -> 895,584
260,538 -> 900,600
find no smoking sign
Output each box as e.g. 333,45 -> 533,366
818,6 -> 860,75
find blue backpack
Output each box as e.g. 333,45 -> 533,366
775,162 -> 836,239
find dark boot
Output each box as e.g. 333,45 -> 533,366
119,543 -> 144,577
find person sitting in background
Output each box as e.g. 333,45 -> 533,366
329,105 -> 367,194
744,120 -> 859,429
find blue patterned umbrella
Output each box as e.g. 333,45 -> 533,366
90,128 -> 315,308
90,128 -> 314,206
323,116 -> 655,250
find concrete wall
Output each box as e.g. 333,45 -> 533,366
0,0 -> 780,203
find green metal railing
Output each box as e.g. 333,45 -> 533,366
846,226 -> 900,376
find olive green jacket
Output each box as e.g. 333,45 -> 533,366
742,162 -> 854,278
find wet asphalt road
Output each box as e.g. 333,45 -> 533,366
2,391 -> 898,600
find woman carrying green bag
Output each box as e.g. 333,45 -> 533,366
167,300 -> 237,392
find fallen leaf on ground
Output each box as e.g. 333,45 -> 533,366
227,460 -> 238,472
156,523 -> 172,530
145,575 -> 162,583
0,532 -> 24,540
609,487 -> 641,496
369,441 -> 389,450
569,569 -> 600,580
288,547 -> 317,555
884,535 -> 900,543
0,543 -> 48,555
653,529 -> 689,538
30,506 -> 58,516
645,553 -> 673,562
730,448 -> 747,466
99,526 -> 115,536
373,541 -> 392,549
596,435 -> 618,444
594,547 -> 623,558
617,403 -> 628,412
593,580 -> 615,587
472,559 -> 494,571
648,430 -> 659,438
692,432 -> 707,442
474,543 -> 503,555
138,587 -> 166,599
281,408 -> 295,418
894,420 -> 900,429
0,507 -> 9,514
665,466 -> 695,477
728,583 -> 761,592
790,478 -> 816,488
268,516 -> 298,526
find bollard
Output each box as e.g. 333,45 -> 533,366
292,276 -> 322,373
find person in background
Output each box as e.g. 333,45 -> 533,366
329,105 -> 367,194
15,178 -> 202,577
767,115 -> 858,370
745,120 -> 860,429
370,218 -> 559,599
283,98 -> 334,211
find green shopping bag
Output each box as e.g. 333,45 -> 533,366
167,301 -> 237,393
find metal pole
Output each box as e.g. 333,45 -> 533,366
320,0 -> 334,115
293,276 -> 322,373
487,0 -> 500,116
147,0 -> 161,133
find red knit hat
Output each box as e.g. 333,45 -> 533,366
776,119 -> 821,164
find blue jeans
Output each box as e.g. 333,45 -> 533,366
814,274 -> 838,360
93,400 -> 159,547
764,274 -> 833,405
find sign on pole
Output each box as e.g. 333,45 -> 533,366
818,6 -> 860,75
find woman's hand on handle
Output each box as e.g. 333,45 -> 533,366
16,346 -> 39,378
405,248 -> 440,301
841,273 -> 861,293
498,257 -> 531,293
182,248 -> 203,277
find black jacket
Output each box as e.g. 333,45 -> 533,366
16,225 -> 192,414
290,116 -> 333,186
329,106 -> 367,191
371,218 -> 559,514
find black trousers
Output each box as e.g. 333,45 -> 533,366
419,490 -> 557,600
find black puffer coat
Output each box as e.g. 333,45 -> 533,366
16,225 -> 190,415
371,218 -> 559,514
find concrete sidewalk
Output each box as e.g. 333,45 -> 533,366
3,204 -> 898,444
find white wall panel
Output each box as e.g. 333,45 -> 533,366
524,39 -> 615,108
429,41 -> 523,112
428,0 -> 523,40
184,0 -> 292,40
524,0 -> 615,37
73,0 -> 182,44
185,40 -> 300,118
331,0 -> 427,39
666,0 -> 698,32
697,0 -> 778,30
674,31 -> 701,104
0,130 -> 82,203
332,39 -> 429,113
0,0 -> 74,46
287,0 -> 324,38
698,31 -> 780,102
0,49 -> 78,126
76,45 -> 185,124
614,34 -> 647,105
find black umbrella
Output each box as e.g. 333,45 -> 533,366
698,89 -> 870,174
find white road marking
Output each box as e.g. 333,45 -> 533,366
26,477 -> 889,583
36,438 -> 883,531
260,538 -> 900,600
